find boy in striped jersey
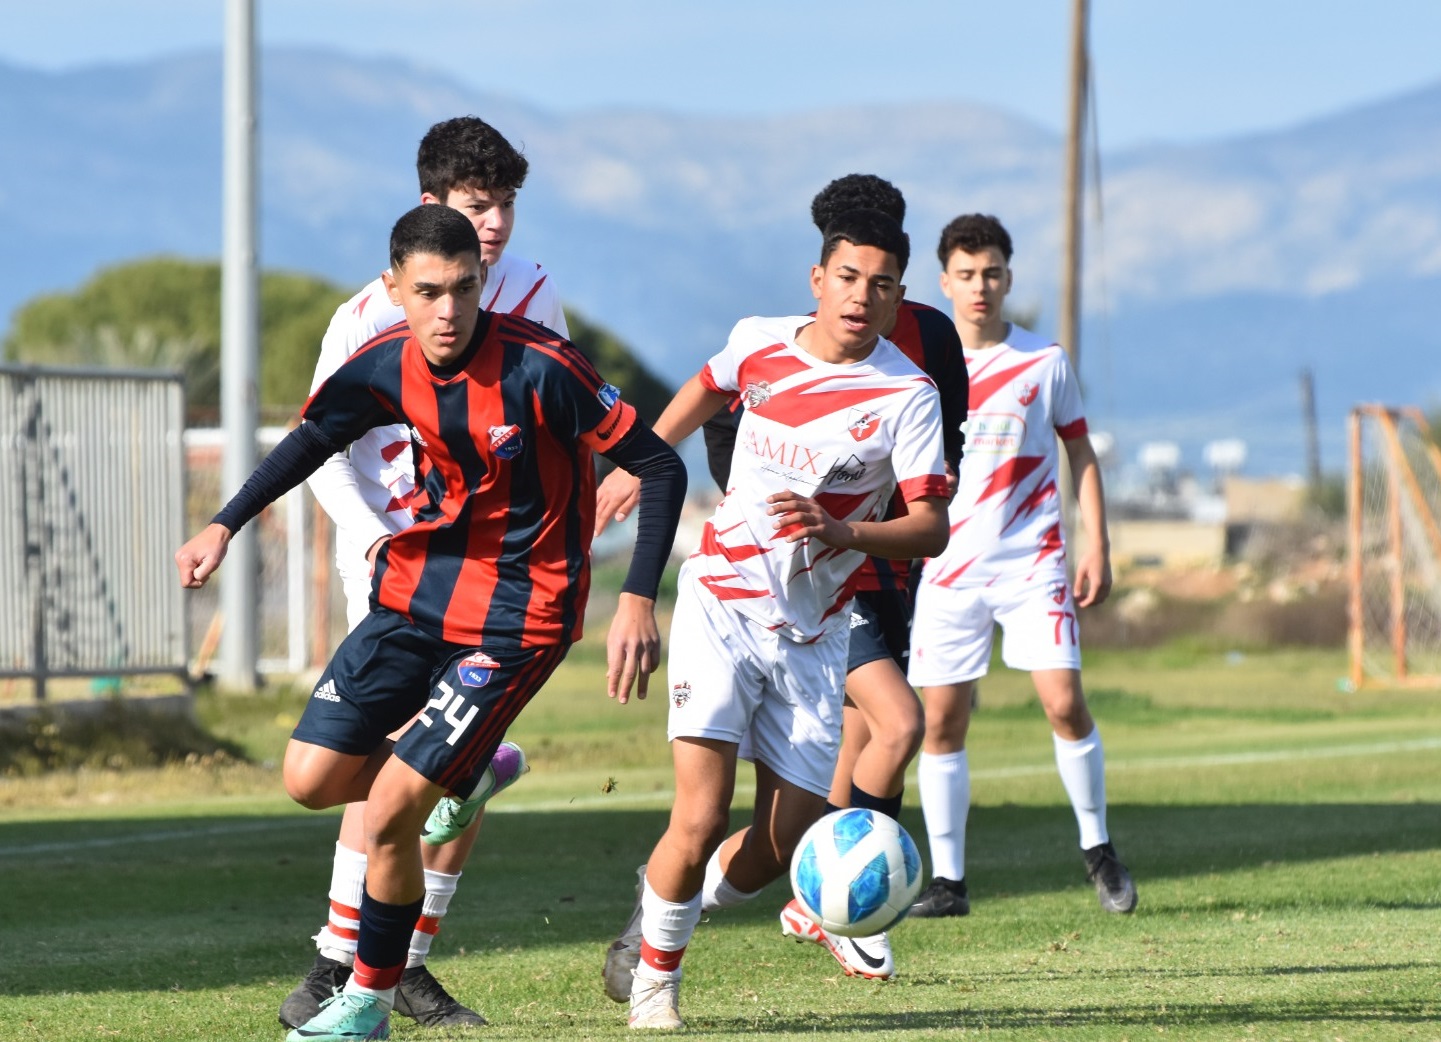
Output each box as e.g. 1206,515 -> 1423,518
177,204 -> 685,1042
280,116 -> 569,1031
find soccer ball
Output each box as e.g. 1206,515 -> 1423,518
790,808 -> 922,937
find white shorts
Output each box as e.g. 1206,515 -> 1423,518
907,573 -> 1082,687
335,530 -> 377,633
665,560 -> 848,797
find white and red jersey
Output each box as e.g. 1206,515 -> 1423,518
305,252 -> 567,565
921,324 -> 1087,589
693,315 -> 948,643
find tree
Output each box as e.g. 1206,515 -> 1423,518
2,256 -> 348,422
3,256 -> 674,425
564,309 -> 672,425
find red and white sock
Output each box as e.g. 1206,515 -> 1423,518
406,869 -> 461,968
315,842 -> 366,963
636,879 -> 701,979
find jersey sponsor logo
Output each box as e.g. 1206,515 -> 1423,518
963,412 -> 1025,453
742,381 -> 773,409
488,424 -> 524,460
1048,579 -> 1068,605
597,382 -> 622,409
846,408 -> 881,442
1016,381 -> 1039,406
312,678 -> 341,702
457,651 -> 501,688
671,681 -> 692,709
828,453 -> 868,485
741,429 -> 828,475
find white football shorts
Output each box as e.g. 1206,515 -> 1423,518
908,573 -> 1082,686
665,559 -> 848,797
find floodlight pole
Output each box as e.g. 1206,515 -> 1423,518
220,0 -> 260,690
1058,0 -> 1088,376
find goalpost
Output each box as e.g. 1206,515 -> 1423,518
1348,405 -> 1441,689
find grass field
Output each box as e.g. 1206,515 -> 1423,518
2,643 -> 1439,1040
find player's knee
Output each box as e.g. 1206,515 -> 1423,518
284,772 -> 337,810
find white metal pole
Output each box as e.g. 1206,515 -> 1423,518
220,0 -> 260,690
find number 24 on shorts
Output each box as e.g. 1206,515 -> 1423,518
419,680 -> 479,746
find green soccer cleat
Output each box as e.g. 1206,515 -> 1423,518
285,990 -> 390,1041
421,741 -> 529,846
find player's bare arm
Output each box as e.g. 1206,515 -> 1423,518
175,522 -> 234,588
606,592 -> 661,705
766,493 -> 949,561
1065,434 -> 1112,607
595,374 -> 731,534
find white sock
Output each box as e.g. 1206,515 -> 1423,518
701,846 -> 762,911
342,977 -> 396,1013
407,869 -> 461,967
639,878 -> 703,957
917,750 -> 970,881
1054,728 -> 1108,850
315,842 -> 366,963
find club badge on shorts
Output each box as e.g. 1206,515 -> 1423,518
457,652 -> 500,687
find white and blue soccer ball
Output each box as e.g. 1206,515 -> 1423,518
790,808 -> 923,937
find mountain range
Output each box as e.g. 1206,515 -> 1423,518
4,48 -> 1439,479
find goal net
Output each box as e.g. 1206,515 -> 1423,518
1349,405 -> 1441,688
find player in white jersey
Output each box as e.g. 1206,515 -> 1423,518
279,117 -> 565,1032
906,213 -> 1137,919
593,210 -> 950,1029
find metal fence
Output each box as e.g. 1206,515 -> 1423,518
0,365 -> 189,698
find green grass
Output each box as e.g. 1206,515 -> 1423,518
2,645 -> 1439,1040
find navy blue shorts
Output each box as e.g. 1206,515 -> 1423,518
293,608 -> 567,798
846,587 -> 913,673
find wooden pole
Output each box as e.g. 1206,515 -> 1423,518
1348,408 -> 1364,690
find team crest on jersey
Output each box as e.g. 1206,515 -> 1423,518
829,453 -> 868,485
671,681 -> 692,709
457,652 -> 500,688
1016,381 -> 1039,406
489,424 -> 524,460
597,382 -> 622,409
742,381 -> 772,409
846,408 -> 881,442
1048,580 -> 1068,605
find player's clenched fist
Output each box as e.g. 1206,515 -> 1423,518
175,523 -> 233,588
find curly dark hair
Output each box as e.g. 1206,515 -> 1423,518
936,214 -> 1013,266
810,174 -> 906,234
819,207 -> 910,276
417,116 -> 529,198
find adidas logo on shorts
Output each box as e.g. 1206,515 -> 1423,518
849,612 -> 869,629
313,679 -> 340,702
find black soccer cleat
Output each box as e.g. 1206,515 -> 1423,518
278,952 -> 353,1030
393,964 -> 488,1027
908,876 -> 970,918
1083,841 -> 1138,914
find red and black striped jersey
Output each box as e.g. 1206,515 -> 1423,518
301,313 -> 638,647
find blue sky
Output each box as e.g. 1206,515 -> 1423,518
6,0 -> 1440,150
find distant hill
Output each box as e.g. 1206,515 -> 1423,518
3,49 -> 1439,476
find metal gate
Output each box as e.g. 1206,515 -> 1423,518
0,365 -> 188,699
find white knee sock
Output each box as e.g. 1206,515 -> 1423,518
701,845 -> 762,911
1053,727 -> 1108,849
407,869 -> 461,967
639,878 -> 703,963
315,842 -> 366,963
917,749 -> 970,881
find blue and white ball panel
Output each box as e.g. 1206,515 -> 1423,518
790,808 -> 924,937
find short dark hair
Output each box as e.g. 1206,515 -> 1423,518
416,116 -> 529,198
390,204 -> 482,270
819,208 -> 910,276
811,174 -> 906,234
936,214 -> 1013,266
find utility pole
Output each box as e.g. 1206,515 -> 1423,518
220,0 -> 260,690
1059,0 -> 1089,375
1300,367 -> 1322,491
